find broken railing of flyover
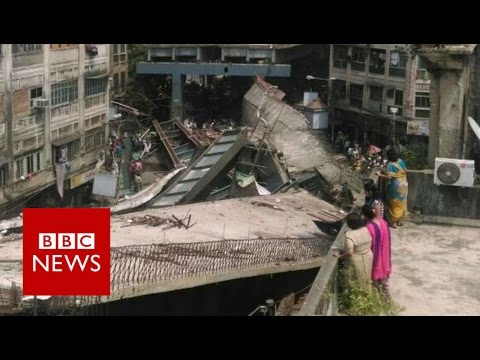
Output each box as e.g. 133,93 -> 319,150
1,237 -> 333,314
297,219 -> 350,316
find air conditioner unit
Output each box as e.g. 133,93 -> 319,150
434,158 -> 476,187
33,98 -> 49,108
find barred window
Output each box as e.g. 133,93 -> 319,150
12,44 -> 42,54
51,80 -> 78,106
113,44 -> 127,64
15,149 -> 42,178
85,127 -> 105,151
85,78 -> 107,97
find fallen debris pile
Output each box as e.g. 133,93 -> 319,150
123,213 -> 196,230
125,215 -> 168,227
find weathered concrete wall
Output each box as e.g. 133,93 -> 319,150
407,170 -> 480,219
87,268 -> 318,316
243,82 -> 340,182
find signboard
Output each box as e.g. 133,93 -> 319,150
92,173 -> 118,198
70,169 -> 96,189
407,120 -> 429,136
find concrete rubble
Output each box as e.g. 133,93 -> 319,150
0,76 -> 361,315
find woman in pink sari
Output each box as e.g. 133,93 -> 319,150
361,205 -> 392,298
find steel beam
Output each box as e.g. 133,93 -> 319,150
137,62 -> 291,121
136,62 -> 291,77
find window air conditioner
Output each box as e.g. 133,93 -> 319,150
434,158 -> 475,187
33,98 -> 49,108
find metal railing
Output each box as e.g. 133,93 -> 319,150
1,237 -> 333,315
298,219 -> 351,316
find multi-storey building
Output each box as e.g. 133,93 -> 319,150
329,44 -> 431,146
0,44 -> 119,217
110,44 -> 129,98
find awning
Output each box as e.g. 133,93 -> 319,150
85,72 -> 108,80
51,132 -> 82,146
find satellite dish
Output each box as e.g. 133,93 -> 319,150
468,116 -> 480,141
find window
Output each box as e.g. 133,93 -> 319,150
113,44 -> 128,64
85,127 -> 105,151
0,164 -> 8,186
30,87 -> 43,107
54,140 -> 80,164
12,44 -> 42,54
369,86 -> 383,102
51,80 -> 78,106
386,89 -> 404,116
394,90 -> 403,107
351,47 -> 367,72
389,51 -> 407,78
113,73 -> 119,91
332,80 -> 347,102
350,84 -> 364,108
416,56 -> 430,80
15,149 -> 42,178
333,45 -> 348,69
120,72 -> 126,89
415,92 -> 430,118
369,49 -> 386,75
85,78 -> 107,97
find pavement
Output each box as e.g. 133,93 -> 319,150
390,220 -> 480,316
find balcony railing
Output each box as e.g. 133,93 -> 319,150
369,64 -> 385,75
51,103 -> 79,120
333,59 -> 348,69
364,101 -> 383,113
350,97 -> 363,108
389,67 -> 406,78
85,93 -> 106,110
51,47 -> 79,64
351,61 -> 366,72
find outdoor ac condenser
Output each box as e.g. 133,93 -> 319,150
434,158 -> 475,187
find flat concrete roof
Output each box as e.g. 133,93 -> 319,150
0,191 -> 344,290
110,191 -> 344,246
391,221 -> 480,315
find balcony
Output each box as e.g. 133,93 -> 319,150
364,101 -> 383,113
389,66 -> 406,78
85,93 -> 107,109
4,168 -> 55,200
333,59 -> 348,69
51,102 -> 79,121
369,64 -> 385,75
51,47 -> 79,65
350,97 -> 363,108
13,113 -> 45,133
351,61 -> 365,72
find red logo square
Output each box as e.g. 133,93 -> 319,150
23,208 -> 110,296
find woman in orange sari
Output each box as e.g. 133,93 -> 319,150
376,149 -> 408,228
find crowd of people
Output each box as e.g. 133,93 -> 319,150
334,147 -> 409,300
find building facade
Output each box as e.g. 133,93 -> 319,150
110,44 -> 129,98
0,44 -> 121,217
329,44 -> 431,146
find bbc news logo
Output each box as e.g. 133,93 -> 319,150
34,233 -> 101,272
23,208 -> 110,296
